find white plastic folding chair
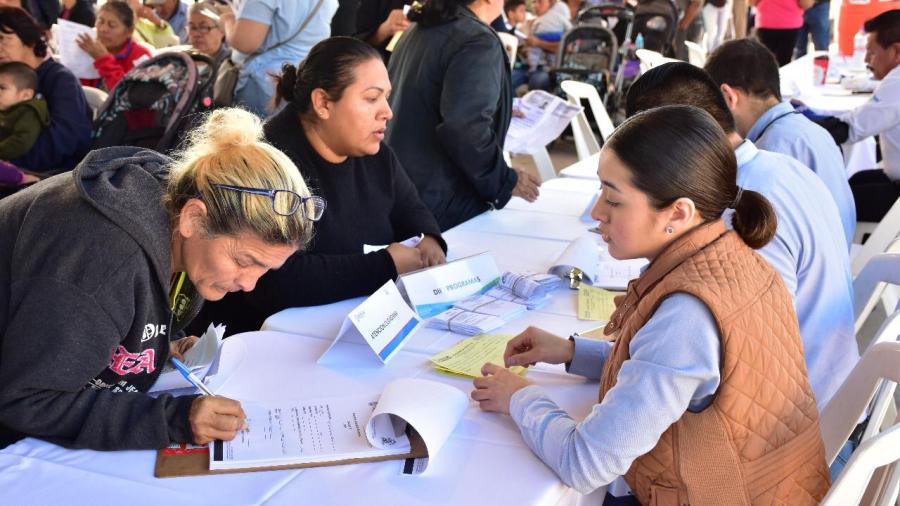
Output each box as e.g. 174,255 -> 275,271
503,147 -> 557,183
82,86 -> 108,121
820,341 -> 900,506
635,49 -> 665,74
560,80 -> 615,161
496,32 -> 518,72
852,195 -> 900,276
635,49 -> 678,74
684,40 -> 707,67
853,252 -> 900,334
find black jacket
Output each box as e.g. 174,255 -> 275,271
187,105 -> 446,336
0,147 -> 196,450
386,5 -> 517,230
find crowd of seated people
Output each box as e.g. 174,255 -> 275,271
1,2 -> 897,501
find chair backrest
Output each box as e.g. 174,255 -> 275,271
821,418 -> 900,506
853,253 -> 900,333
81,86 -> 108,120
684,40 -> 707,66
635,48 -> 678,74
820,342 -> 900,506
820,341 -> 899,465
852,195 -> 900,276
496,32 -> 518,72
560,80 -> 615,160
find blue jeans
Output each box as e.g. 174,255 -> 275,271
830,439 -> 858,481
795,2 -> 830,57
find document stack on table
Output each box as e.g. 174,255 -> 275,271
427,308 -> 507,335
426,272 -> 565,335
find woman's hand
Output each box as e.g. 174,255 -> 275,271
189,396 -> 247,445
471,363 -> 531,415
386,243 -> 424,274
76,33 -> 108,59
169,335 -> 199,362
504,326 -> 575,367
416,236 -> 446,267
138,5 -> 165,28
511,168 -> 541,202
372,8 -> 410,45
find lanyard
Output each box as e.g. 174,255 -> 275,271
750,110 -> 800,143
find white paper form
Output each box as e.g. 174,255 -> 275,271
548,235 -> 602,285
365,378 -> 468,474
55,20 -> 100,79
211,393 -> 410,470
363,234 -> 423,254
505,90 -> 583,154
150,324 -> 225,393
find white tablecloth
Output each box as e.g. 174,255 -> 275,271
0,180 -> 618,506
0,332 -> 606,505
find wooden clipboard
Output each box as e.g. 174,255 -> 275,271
154,427 -> 428,478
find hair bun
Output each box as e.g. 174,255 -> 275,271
277,63 -> 298,103
198,108 -> 264,151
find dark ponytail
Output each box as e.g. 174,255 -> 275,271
606,105 -> 778,249
408,0 -> 475,27
274,36 -> 381,114
731,189 -> 777,249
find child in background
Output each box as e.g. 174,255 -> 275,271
0,62 -> 48,188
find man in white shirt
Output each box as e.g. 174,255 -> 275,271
838,9 -> 900,222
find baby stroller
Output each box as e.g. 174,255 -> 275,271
580,0 -> 678,55
633,0 -> 679,56
92,51 -> 216,154
576,3 -> 636,110
550,24 -> 619,101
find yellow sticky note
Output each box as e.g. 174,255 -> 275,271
430,334 -> 527,378
577,285 -> 617,321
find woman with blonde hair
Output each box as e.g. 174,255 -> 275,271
0,108 -> 322,450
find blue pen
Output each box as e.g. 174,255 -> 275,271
170,356 -> 215,396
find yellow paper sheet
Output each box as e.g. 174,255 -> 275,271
430,334 -> 526,378
577,285 -> 617,321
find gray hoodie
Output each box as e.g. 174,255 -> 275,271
0,146 -> 196,450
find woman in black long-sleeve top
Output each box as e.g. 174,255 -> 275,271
386,0 -> 541,231
189,37 -> 447,336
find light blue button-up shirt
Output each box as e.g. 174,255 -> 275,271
509,293 -> 721,494
734,140 -> 858,411
747,100 -> 856,246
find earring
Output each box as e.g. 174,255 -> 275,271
665,225 -> 674,234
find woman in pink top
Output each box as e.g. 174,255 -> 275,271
752,0 -> 813,65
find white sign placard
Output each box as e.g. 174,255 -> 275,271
397,252 -> 501,318
318,280 -> 421,364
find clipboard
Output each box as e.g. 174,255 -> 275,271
154,426 -> 428,478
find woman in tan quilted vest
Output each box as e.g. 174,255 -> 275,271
471,105 -> 831,505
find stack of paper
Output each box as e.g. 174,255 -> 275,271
504,90 -> 583,154
210,378 -> 467,476
453,294 -> 527,320
499,271 -> 565,299
430,334 -> 527,377
485,286 -> 549,310
427,308 -> 506,335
